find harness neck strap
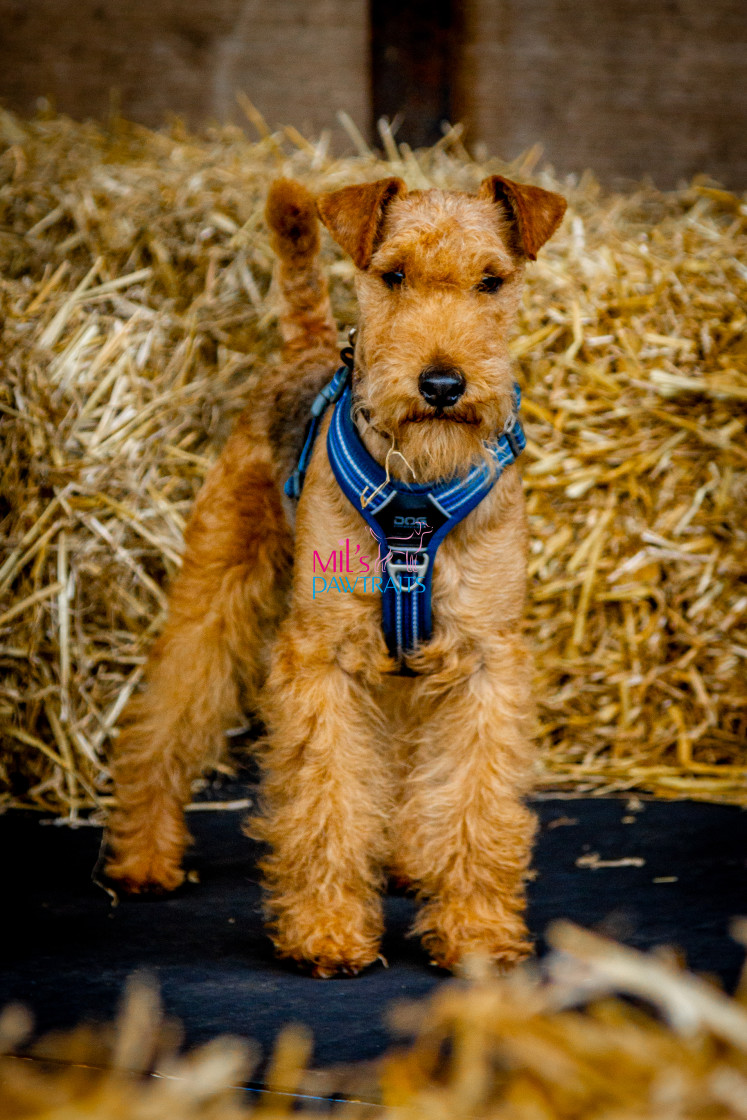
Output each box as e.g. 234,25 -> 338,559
326,382 -> 526,669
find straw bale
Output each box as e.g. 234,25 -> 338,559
0,107 -> 745,815
6,925 -> 747,1117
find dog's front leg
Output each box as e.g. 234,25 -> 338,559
253,624 -> 390,978
398,638 -> 537,972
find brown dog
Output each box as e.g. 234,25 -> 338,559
106,174 -> 566,977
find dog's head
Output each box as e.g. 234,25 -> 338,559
316,176 -> 566,481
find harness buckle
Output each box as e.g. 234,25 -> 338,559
283,358 -> 352,499
385,551 -> 429,593
502,409 -> 523,459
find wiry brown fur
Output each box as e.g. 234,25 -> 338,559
106,174 -> 566,976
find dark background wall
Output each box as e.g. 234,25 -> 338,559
457,0 -> 747,188
0,0 -> 744,187
371,0 -> 459,149
0,0 -> 370,144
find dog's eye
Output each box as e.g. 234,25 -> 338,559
476,275 -> 504,293
382,270 -> 405,289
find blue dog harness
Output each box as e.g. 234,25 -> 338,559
285,355 -> 526,670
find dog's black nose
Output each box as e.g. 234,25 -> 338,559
418,367 -> 466,409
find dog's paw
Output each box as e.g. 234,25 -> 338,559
276,927 -> 382,979
105,850 -> 185,895
423,933 -> 532,974
308,949 -> 380,980
275,935 -> 381,979
415,900 -> 533,974
270,896 -> 383,978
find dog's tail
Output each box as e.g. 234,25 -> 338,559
265,179 -> 337,355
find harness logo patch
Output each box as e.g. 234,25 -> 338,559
393,515 -> 428,528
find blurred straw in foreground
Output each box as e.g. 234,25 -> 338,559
6,924 -> 747,1116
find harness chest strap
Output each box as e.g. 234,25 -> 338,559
285,360 -> 526,669
326,382 -> 525,668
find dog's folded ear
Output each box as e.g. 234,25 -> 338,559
479,175 -> 567,260
316,178 -> 407,270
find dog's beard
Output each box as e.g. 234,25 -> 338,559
398,418 -> 493,480
402,402 -> 482,426
355,369 -> 512,481
363,403 -> 499,482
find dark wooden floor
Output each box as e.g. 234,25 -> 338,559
2,787 -> 746,1072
